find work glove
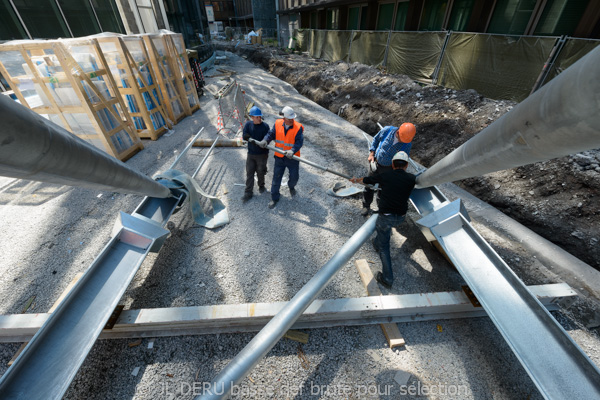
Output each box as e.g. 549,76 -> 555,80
285,150 -> 294,159
257,140 -> 267,148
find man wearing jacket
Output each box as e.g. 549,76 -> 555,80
362,122 -> 416,216
351,151 -> 416,288
242,106 -> 270,202
258,106 -> 304,209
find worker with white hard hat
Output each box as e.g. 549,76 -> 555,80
242,106 -> 270,202
362,122 -> 416,216
257,105 -> 304,209
350,151 -> 416,288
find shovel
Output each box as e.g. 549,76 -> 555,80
247,138 -> 375,196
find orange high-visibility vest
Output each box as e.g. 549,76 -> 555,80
273,119 -> 302,158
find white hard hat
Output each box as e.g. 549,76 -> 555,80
281,106 -> 297,119
392,151 -> 409,162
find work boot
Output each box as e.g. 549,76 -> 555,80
258,186 -> 266,193
376,272 -> 392,289
361,207 -> 370,216
289,187 -> 297,197
268,200 -> 278,209
242,193 -> 252,203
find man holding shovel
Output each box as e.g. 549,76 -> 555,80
258,106 -> 304,209
350,151 -> 416,289
362,122 -> 416,216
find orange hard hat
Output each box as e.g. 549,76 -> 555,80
398,123 -> 416,143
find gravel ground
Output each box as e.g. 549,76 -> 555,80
1,51 -> 599,399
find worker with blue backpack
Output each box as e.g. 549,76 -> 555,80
242,106 -> 270,202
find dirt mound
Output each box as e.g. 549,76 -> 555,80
216,42 -> 600,269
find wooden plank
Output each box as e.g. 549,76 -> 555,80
8,273 -> 83,366
0,283 -> 576,342
355,259 -> 406,349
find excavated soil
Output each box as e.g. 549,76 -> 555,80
217,42 -> 600,270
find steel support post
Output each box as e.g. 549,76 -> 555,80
198,215 -> 378,400
0,94 -> 170,198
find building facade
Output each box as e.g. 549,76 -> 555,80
0,0 -> 210,46
277,0 -> 599,39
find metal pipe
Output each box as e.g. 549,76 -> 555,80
416,45 -> 600,189
0,95 -> 170,198
193,138 -> 244,147
247,138 -> 377,189
193,137 -> 220,179
198,214 -> 378,400
169,127 -> 205,170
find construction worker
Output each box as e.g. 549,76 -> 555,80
361,122 -> 416,216
350,151 -> 416,288
242,106 -> 270,202
257,106 -> 304,209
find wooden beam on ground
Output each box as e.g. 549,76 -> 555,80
0,283 -> 575,343
7,273 -> 83,365
355,259 -> 406,349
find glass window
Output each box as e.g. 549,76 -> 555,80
326,8 -> 338,29
420,0 -> 448,31
310,11 -> 317,29
58,0 -> 100,37
487,0 -> 537,35
377,3 -> 394,31
360,6 -> 368,29
12,0 -> 71,38
348,6 -> 359,30
394,1 -> 409,30
0,0 -> 28,40
91,0 -> 125,33
447,0 -> 474,31
533,0 -> 589,36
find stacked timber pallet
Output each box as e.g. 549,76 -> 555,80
0,31 -> 200,160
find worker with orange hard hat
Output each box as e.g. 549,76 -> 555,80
361,122 -> 416,216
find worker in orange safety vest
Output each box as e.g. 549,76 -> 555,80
257,105 -> 304,209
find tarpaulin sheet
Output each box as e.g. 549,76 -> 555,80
543,38 -> 600,85
309,30 -> 326,58
437,33 -> 555,102
349,31 -> 388,67
320,31 -> 351,62
387,31 -> 446,83
295,29 -> 309,52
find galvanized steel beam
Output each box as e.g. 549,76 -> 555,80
0,192 -> 183,400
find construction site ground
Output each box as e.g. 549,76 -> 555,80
0,48 -> 599,399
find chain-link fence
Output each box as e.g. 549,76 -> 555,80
216,79 -> 247,137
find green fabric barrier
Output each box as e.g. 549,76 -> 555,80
349,31 -> 388,66
437,33 -> 556,102
295,29 -> 309,52
310,30 -> 326,58
544,38 -> 600,85
321,31 -> 351,62
387,31 -> 446,83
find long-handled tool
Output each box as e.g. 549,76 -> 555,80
248,138 -> 376,193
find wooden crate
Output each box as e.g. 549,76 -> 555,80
139,34 -> 187,123
92,35 -> 171,140
163,32 -> 200,114
0,39 -> 143,161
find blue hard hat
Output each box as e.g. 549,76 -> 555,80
249,106 -> 263,117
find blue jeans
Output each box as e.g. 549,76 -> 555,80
374,213 -> 406,285
271,156 -> 299,201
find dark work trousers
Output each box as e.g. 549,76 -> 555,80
245,153 -> 268,195
374,213 -> 406,285
271,156 -> 299,201
362,162 -> 393,208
